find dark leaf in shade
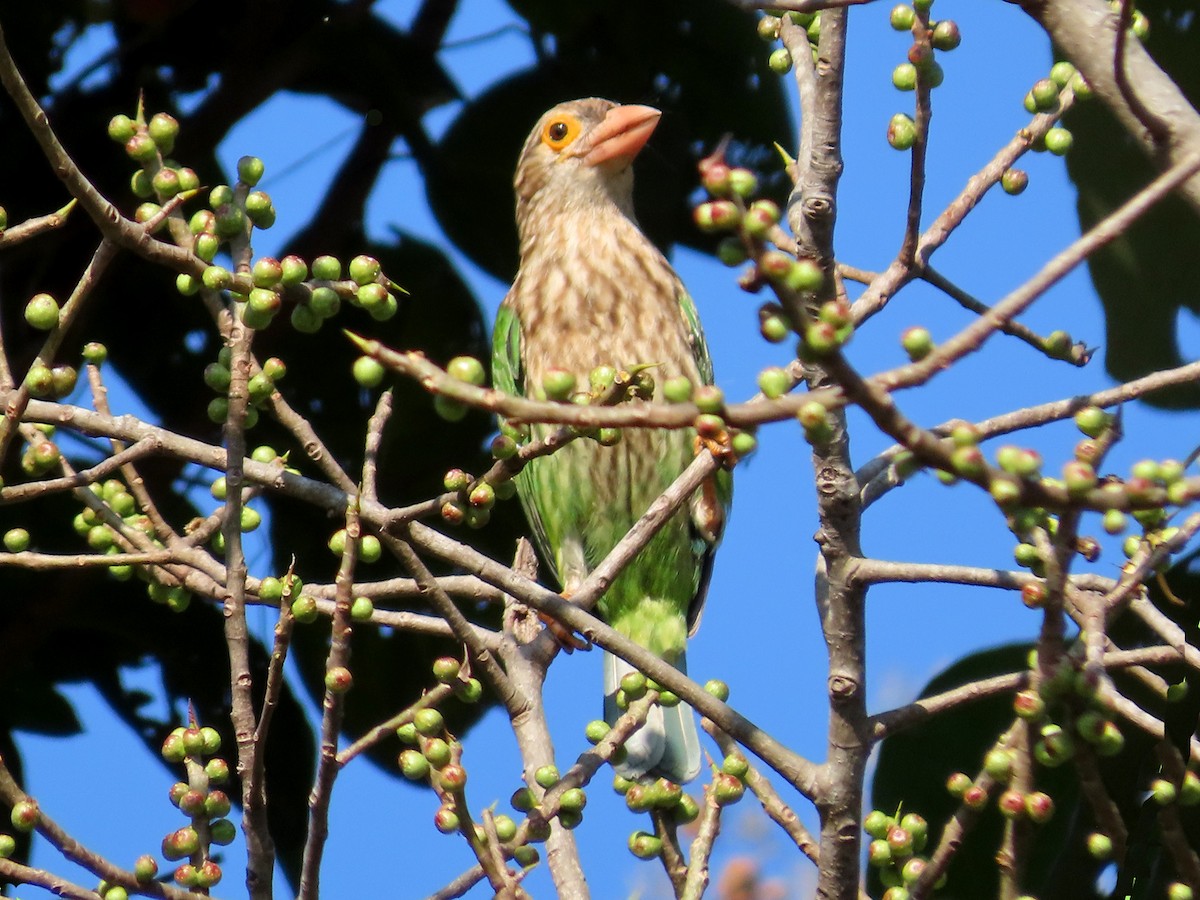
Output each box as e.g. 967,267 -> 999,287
1062,0 -> 1200,408
425,0 -> 793,280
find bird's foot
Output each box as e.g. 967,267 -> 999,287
694,431 -> 737,469
539,592 -> 591,652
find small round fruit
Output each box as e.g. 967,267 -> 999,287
4,528 -> 30,552
890,4 -> 916,30
628,830 -> 662,859
1001,169 -> 1029,195
705,679 -> 730,701
413,708 -> 445,736
237,155 -> 265,186
888,113 -> 917,150
352,356 -> 385,388
900,325 -> 933,361
399,749 -> 430,780
1044,127 -> 1074,156
10,799 -> 38,832
312,255 -> 342,281
447,356 -> 486,386
25,294 -> 60,331
349,255 -> 382,285
931,19 -> 960,50
768,48 -> 793,75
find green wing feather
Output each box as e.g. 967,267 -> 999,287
676,287 -> 714,386
491,303 -> 561,585
675,285 -> 732,633
491,302 -> 523,398
678,284 -> 732,513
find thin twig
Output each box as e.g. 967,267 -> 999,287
221,321 -> 275,899
706,723 -> 823,866
0,437 -> 158,502
857,358 -> 1200,507
899,9 -> 934,265
298,501 -> 361,899
336,683 -> 455,767
868,646 -> 1183,741
680,784 -> 723,900
921,266 -> 1088,365
0,200 -> 76,250
0,239 -> 119,467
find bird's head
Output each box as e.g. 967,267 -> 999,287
514,98 -> 662,236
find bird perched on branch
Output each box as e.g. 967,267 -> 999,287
492,98 -> 729,783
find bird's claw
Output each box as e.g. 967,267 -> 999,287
539,604 -> 591,653
695,432 -> 738,469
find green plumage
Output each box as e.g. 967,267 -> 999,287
493,98 -> 729,782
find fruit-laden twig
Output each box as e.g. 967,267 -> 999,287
0,239 -> 118,466
866,646 -> 1182,742
386,522 -> 525,719
0,756 -> 198,899
336,681 -> 455,767
387,424 -> 579,526
856,358 -> 1200,508
909,723 -> 1020,896
833,346 -> 1200,515
872,149 -> 1200,394
705,722 -> 826,868
1024,0 -> 1200,215
431,693 -> 661,899
0,28 -> 218,285
679,781 -> 725,900
1153,741 -> 1200,887
1107,511 -> 1200,617
0,437 -> 157,502
920,266 -> 1090,365
348,332 -> 830,429
407,518 -> 823,797
852,81 -> 1078,325
898,2 -> 935,266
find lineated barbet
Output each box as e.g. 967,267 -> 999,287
492,98 -> 730,783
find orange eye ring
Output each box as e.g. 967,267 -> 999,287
541,114 -> 582,151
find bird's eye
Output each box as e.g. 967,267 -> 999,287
541,115 -> 581,151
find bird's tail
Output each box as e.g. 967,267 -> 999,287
603,650 -> 701,784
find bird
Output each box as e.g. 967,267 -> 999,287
492,98 -> 729,784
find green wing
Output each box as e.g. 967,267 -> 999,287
491,302 -> 561,584
491,301 -> 523,398
679,284 -> 732,511
676,285 -> 732,633
676,286 -> 713,386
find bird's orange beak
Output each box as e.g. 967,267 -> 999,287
579,104 -> 662,167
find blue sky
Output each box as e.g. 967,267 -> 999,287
16,1 -> 1199,897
